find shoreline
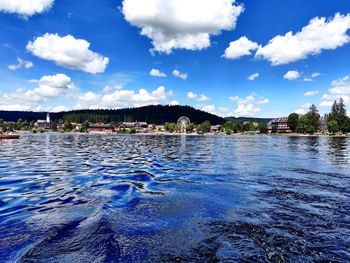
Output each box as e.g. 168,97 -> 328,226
11,131 -> 350,138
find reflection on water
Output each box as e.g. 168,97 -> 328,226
0,134 -> 350,262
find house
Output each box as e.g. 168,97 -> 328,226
267,117 -> 291,133
211,125 -> 221,133
88,124 -> 114,133
36,113 -> 52,130
117,122 -> 148,132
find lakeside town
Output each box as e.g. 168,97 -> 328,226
1,99 -> 350,137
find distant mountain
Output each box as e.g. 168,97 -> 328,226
225,116 -> 273,125
0,105 -> 225,125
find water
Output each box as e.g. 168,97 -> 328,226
0,134 -> 349,262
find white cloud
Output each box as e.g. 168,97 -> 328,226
169,100 -> 180,106
150,68 -> 167,77
0,0 -> 54,17
26,33 -> 109,74
8,57 -> 33,71
257,98 -> 269,105
122,0 -> 243,54
0,73 -> 74,111
329,76 -> 350,94
311,72 -> 320,78
255,13 -> 350,65
304,78 -> 313,82
229,93 -> 268,117
284,70 -> 301,80
51,105 -> 69,112
247,73 -> 259,81
304,90 -> 319,96
75,86 -> 173,109
294,103 -> 311,115
196,104 -> 235,117
320,100 -> 334,107
172,69 -> 188,80
223,36 -> 258,60
321,76 -> 350,107
187,91 -> 210,102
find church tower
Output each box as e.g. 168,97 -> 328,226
46,113 -> 50,123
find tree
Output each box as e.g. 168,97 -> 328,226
296,116 -> 310,134
80,121 -> 90,133
306,104 -> 320,132
287,113 -> 299,132
198,121 -> 211,133
328,98 -> 350,133
328,120 -> 339,134
259,124 -> 268,134
64,121 -> 73,132
271,125 -> 278,134
186,123 -> 195,133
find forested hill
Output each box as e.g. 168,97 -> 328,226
0,105 -> 225,125
225,116 -> 273,125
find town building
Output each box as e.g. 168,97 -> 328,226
88,124 -> 114,133
117,122 -> 148,132
267,117 -> 291,133
211,125 -> 221,133
36,113 -> 52,130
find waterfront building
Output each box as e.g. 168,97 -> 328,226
267,117 -> 291,133
36,113 -> 52,130
117,122 -> 148,132
88,124 -> 114,133
211,125 -> 221,133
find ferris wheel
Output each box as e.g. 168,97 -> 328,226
177,116 -> 191,131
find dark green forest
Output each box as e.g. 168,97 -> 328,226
0,105 -> 225,125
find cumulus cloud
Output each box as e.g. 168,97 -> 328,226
150,68 -> 167,77
169,100 -> 180,106
255,13 -> 350,65
257,98 -> 269,105
0,73 -> 74,111
284,70 -> 301,80
294,103 -> 311,115
26,33 -> 109,74
75,86 -> 173,109
312,72 -> 320,78
187,91 -> 210,102
196,104 -> 235,117
0,0 -> 54,17
229,93 -> 269,117
223,36 -> 258,60
8,57 -> 33,70
304,90 -> 319,96
172,69 -> 188,80
247,73 -> 259,81
303,72 -> 321,82
321,76 -> 350,107
122,0 -> 244,54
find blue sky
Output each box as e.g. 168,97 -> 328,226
0,0 -> 350,117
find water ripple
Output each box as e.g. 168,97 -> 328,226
0,134 -> 349,262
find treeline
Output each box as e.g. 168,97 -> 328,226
0,105 -> 224,125
0,119 -> 36,132
287,98 -> 350,134
225,116 -> 272,125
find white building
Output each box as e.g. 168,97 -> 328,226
36,113 -> 52,130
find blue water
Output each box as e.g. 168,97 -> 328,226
0,134 -> 349,262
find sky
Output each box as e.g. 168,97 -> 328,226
0,0 -> 350,118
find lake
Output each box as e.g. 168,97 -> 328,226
0,134 -> 349,262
